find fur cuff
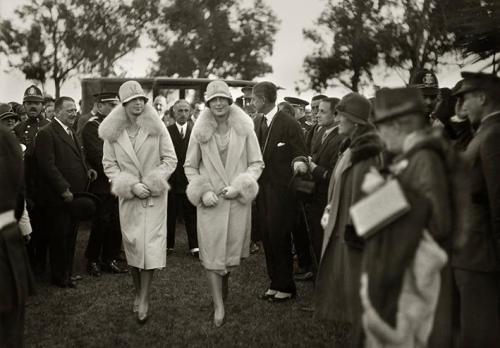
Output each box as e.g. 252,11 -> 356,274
186,176 -> 214,206
142,168 -> 170,196
111,172 -> 140,199
231,173 -> 259,204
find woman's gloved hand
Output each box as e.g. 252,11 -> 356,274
132,183 -> 151,199
321,204 -> 331,229
202,191 -> 219,207
222,186 -> 239,199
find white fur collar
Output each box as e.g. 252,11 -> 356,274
98,104 -> 165,142
192,105 -> 254,144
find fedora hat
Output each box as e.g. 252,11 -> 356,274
205,80 -> 233,105
336,93 -> 371,125
373,87 -> 425,124
66,192 -> 101,221
119,81 -> 148,104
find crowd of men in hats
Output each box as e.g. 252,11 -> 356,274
1,67 -> 500,347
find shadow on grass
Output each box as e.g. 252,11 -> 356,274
25,222 -> 343,347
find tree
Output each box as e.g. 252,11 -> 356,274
444,0 -> 500,72
149,0 -> 279,80
376,0 -> 456,80
0,0 -> 157,97
303,0 -> 382,92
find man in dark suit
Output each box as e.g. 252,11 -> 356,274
253,82 -> 308,302
451,72 -> 500,347
299,97 -> 346,268
167,100 -> 198,256
34,96 -> 96,288
81,92 -> 127,276
305,95 -> 329,155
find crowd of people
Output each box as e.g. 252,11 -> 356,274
1,68 -> 500,347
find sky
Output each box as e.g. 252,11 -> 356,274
0,0 -> 484,107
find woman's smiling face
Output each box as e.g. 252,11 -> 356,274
209,97 -> 230,118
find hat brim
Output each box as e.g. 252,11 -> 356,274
338,110 -> 368,125
23,97 -> 44,103
0,112 -> 18,121
205,93 -> 233,104
122,94 -> 149,104
451,85 -> 480,97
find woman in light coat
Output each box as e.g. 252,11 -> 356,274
99,81 -> 177,323
185,80 -> 263,327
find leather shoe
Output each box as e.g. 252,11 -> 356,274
295,271 -> 314,281
259,289 -> 277,300
66,280 -> 78,289
102,260 -> 128,274
269,291 -> 295,303
70,275 -> 84,281
87,262 -> 101,277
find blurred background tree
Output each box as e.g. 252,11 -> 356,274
149,0 -> 279,80
0,0 -> 157,97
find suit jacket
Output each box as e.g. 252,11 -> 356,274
167,122 -> 192,193
254,110 -> 307,188
305,124 -> 325,155
453,111 -> 500,271
310,127 -> 346,203
82,114 -> 109,194
34,120 -> 89,206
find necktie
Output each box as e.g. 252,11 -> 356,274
260,118 -> 268,149
180,127 -> 184,139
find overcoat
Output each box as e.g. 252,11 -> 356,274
99,104 -> 177,269
184,105 -> 263,271
315,131 -> 383,329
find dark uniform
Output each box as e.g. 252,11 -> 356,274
81,93 -> 126,276
284,96 -> 312,133
13,85 -> 50,275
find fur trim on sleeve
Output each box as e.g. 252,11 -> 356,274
231,172 -> 259,204
111,172 -> 140,199
142,168 -> 170,196
186,176 -> 215,206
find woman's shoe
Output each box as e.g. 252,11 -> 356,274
137,301 -> 149,324
133,296 -> 140,313
213,314 -> 225,328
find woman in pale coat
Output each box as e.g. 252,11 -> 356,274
99,81 -> 177,323
185,80 -> 263,327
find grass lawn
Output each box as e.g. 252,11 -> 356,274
24,223 -> 342,347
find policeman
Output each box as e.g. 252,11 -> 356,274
14,85 -> 50,276
284,96 -> 311,133
409,69 -> 439,121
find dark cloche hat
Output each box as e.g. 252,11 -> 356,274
23,85 -> 44,103
373,87 -> 426,124
409,69 -> 439,96
336,93 -> 371,125
284,97 -> 309,107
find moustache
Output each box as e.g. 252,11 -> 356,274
29,108 -> 37,112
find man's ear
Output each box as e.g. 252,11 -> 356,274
478,91 -> 487,106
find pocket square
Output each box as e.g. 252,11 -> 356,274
277,142 -> 286,147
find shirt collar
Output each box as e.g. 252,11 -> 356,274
176,122 -> 186,131
264,105 -> 278,125
54,117 -> 71,134
0,210 -> 16,230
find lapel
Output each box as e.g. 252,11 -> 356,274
201,138 -> 230,186
262,111 -> 281,159
134,128 -> 148,153
116,130 -> 144,176
52,121 -> 80,157
317,127 -> 339,159
225,129 -> 245,180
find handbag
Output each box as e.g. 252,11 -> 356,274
349,178 -> 410,239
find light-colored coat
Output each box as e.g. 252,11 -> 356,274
184,105 -> 263,271
99,104 -> 177,269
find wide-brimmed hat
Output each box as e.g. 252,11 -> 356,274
66,192 -> 101,221
373,87 -> 426,124
336,93 -> 371,125
23,85 -> 44,103
119,81 -> 148,104
452,71 -> 500,97
205,80 -> 233,105
409,69 -> 439,96
0,103 -> 18,121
